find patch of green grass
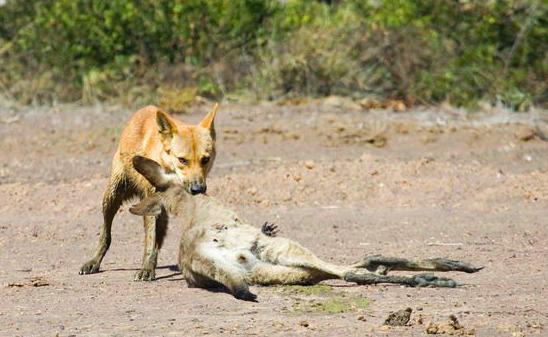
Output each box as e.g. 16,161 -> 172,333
279,284 -> 369,314
291,295 -> 370,314
281,284 -> 332,296
312,297 -> 370,314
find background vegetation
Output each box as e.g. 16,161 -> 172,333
0,0 -> 546,110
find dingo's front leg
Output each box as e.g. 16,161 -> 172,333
134,200 -> 169,281
134,215 -> 159,281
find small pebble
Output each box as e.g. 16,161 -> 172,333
515,126 -> 536,141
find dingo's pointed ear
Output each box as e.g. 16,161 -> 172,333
199,103 -> 219,131
129,196 -> 162,216
156,110 -> 177,137
132,156 -> 174,191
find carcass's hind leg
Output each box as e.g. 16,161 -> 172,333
257,237 -> 349,279
344,271 -> 458,288
249,263 -> 331,286
354,255 -> 483,275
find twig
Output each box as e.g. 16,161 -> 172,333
502,1 -> 540,76
426,242 -> 464,247
216,157 -> 282,168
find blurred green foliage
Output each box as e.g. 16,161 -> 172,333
0,0 -> 545,109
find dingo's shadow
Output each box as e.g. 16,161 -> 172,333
154,264 -> 182,280
100,264 -> 182,280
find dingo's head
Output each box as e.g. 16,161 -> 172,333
156,104 -> 218,195
129,155 -> 186,216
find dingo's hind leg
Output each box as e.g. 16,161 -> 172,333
80,171 -> 136,275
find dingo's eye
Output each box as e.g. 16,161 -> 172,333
178,157 -> 189,165
201,156 -> 210,165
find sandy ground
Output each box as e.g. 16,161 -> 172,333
1,100 -> 547,337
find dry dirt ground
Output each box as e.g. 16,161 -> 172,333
1,100 -> 547,337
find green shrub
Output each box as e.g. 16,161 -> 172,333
0,0 -> 545,108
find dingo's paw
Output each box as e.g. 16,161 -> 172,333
134,268 -> 155,281
79,260 -> 100,275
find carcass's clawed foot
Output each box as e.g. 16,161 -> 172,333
411,273 -> 457,288
261,222 -> 278,237
426,258 -> 483,273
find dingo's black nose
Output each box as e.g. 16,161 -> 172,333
189,183 -> 206,195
